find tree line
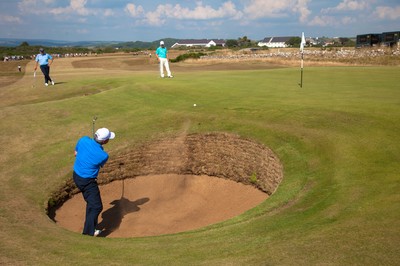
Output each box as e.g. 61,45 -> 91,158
0,41 -> 142,60
1,36 -> 357,60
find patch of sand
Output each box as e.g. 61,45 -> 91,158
55,174 -> 267,238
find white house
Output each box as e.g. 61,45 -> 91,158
258,36 -> 295,48
171,39 -> 226,48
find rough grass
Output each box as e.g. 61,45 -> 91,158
0,56 -> 399,265
0,60 -> 29,87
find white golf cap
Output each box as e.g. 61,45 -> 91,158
160,41 -> 164,45
95,128 -> 115,141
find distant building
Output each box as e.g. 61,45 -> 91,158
381,31 -> 400,47
171,39 -> 226,48
307,37 -> 318,46
356,33 -> 382,47
257,37 -> 296,48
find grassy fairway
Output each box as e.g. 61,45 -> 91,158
0,59 -> 399,265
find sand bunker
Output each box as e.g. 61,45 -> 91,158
49,133 -> 283,238
55,174 -> 267,237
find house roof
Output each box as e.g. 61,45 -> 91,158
176,39 -> 210,44
261,36 -> 296,43
261,37 -> 272,42
212,39 -> 226,44
174,39 -> 226,45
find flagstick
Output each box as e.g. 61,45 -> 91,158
299,32 -> 306,88
300,52 -> 304,88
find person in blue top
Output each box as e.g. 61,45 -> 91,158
73,127 -> 115,237
34,48 -> 54,86
155,40 -> 173,78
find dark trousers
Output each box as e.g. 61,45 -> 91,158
73,171 -> 103,236
40,65 -> 52,84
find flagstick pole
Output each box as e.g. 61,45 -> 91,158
300,52 -> 304,88
299,32 -> 305,88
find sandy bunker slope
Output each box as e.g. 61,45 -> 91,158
51,133 -> 283,238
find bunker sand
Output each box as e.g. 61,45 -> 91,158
55,174 -> 267,238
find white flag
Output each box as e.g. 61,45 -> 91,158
300,32 -> 306,53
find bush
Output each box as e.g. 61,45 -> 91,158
170,52 -> 206,62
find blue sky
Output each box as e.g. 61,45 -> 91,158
0,0 -> 399,42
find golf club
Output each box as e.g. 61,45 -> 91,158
92,116 -> 97,138
32,71 -> 36,88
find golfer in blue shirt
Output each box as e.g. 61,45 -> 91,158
155,41 -> 173,78
73,127 -> 115,236
34,48 -> 54,86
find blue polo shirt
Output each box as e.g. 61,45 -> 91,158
35,53 -> 52,66
156,47 -> 168,58
73,136 -> 109,178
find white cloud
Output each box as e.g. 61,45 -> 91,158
373,6 -> 400,20
18,0 -> 46,15
308,16 -> 327,26
336,0 -> 369,11
126,1 -> 242,26
308,15 -> 355,27
341,16 -> 355,24
322,0 -> 371,13
243,0 -> 311,23
125,3 -> 145,17
18,0 -> 114,17
244,0 -> 292,19
50,0 -> 92,16
165,1 -> 241,20
71,0 -> 90,15
103,9 -> 114,17
144,5 -> 168,25
0,15 -> 23,24
295,0 -> 312,23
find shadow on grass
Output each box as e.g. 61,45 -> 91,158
53,82 -> 67,85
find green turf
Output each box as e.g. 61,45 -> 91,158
0,66 -> 399,265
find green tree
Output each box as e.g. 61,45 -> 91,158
238,36 -> 251,47
226,39 -> 238,47
19,41 -> 30,47
338,37 -> 355,47
286,37 -> 301,47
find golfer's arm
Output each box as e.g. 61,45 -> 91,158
49,58 -> 53,66
74,151 -> 77,157
34,61 -> 38,70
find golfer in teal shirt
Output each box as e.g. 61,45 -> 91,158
155,41 -> 173,78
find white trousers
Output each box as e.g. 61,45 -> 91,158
159,58 -> 171,77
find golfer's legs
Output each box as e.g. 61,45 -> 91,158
159,59 -> 164,77
82,181 -> 103,236
40,65 -> 52,83
46,66 -> 52,82
165,60 -> 171,76
73,173 -> 103,236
